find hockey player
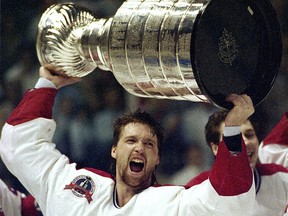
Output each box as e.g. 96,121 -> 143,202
0,178 -> 42,216
187,110 -> 288,216
0,66 -> 256,215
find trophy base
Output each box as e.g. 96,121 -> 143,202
192,0 -> 282,109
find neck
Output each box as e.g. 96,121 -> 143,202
115,184 -> 137,207
114,177 -> 151,207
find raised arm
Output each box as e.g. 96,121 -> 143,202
209,94 -> 255,195
0,67 -> 80,213
180,94 -> 256,216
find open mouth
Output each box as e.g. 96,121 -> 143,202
130,159 -> 144,173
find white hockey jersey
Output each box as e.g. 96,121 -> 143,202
186,163 -> 288,216
258,112 -> 288,168
0,178 -> 42,216
0,88 -> 255,216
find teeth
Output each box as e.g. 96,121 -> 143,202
247,152 -> 253,156
132,159 -> 144,163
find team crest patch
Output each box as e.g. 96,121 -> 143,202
64,175 -> 95,203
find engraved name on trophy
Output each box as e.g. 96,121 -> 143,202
36,0 -> 282,109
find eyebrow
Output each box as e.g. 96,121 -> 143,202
141,138 -> 156,144
124,136 -> 156,143
243,129 -> 255,133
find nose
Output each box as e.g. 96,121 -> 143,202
134,140 -> 145,153
243,136 -> 256,150
243,137 -> 249,146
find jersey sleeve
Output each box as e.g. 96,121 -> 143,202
0,88 -> 67,214
186,138 -> 253,196
259,112 -> 288,167
179,138 -> 255,216
209,138 -> 253,195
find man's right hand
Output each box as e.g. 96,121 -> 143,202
224,94 -> 255,126
39,66 -> 81,89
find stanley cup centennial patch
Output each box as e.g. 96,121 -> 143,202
64,175 -> 95,204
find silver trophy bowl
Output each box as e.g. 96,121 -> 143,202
36,0 -> 282,109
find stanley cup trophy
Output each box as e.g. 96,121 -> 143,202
36,0 -> 282,109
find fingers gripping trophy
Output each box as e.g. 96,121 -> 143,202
36,0 -> 282,109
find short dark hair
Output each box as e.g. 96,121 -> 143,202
205,110 -> 228,147
110,108 -> 164,184
205,110 -> 259,148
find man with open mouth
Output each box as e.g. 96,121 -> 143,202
0,66 -> 257,215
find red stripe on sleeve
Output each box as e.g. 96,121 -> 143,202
184,171 -> 210,188
209,140 -> 253,196
7,88 -> 57,126
256,163 -> 288,176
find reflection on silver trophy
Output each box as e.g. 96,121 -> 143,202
36,0 -> 282,108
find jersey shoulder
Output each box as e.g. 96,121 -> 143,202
184,171 -> 210,188
256,163 -> 288,176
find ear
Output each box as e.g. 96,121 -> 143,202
156,156 -> 160,166
210,143 -> 219,156
111,145 -> 116,159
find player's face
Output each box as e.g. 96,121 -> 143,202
240,121 -> 259,169
217,121 -> 259,169
111,122 -> 160,189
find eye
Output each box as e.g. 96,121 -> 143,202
245,132 -> 256,139
147,142 -> 153,146
126,138 -> 136,144
144,141 -> 155,148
